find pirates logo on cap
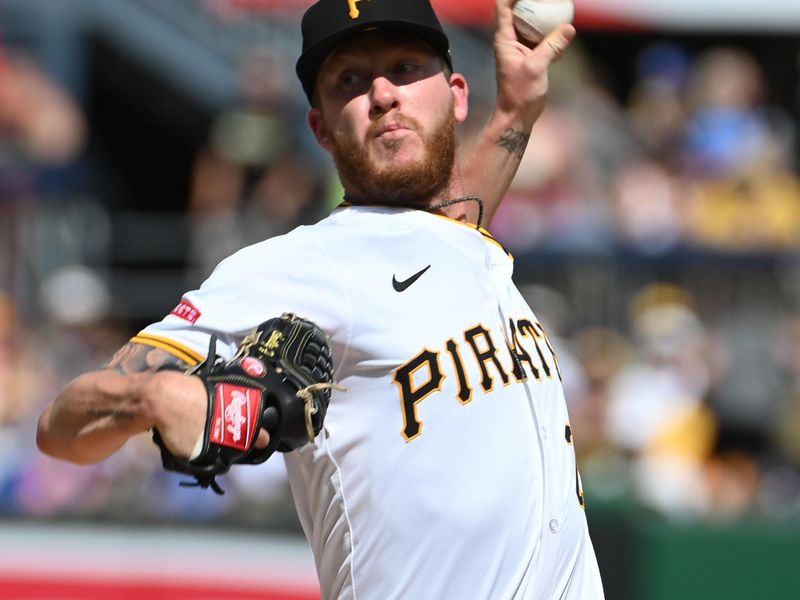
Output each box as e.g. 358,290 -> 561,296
348,0 -> 367,20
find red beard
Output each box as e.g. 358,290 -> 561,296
328,103 -> 457,208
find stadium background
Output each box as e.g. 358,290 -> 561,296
2,0 -> 800,598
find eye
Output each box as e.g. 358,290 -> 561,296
394,62 -> 419,75
333,70 -> 368,94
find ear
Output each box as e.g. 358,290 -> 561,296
308,108 -> 333,151
449,72 -> 469,124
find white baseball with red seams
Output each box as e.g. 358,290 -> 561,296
512,0 -> 574,44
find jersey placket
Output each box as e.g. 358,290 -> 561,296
481,235 -> 553,596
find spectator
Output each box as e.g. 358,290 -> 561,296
605,284 -> 722,517
626,43 -> 691,164
610,159 -> 686,254
0,49 -> 86,198
679,47 -> 800,251
188,46 -> 331,281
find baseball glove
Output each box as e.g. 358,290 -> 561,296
152,313 -> 336,494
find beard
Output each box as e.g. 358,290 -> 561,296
327,101 -> 457,208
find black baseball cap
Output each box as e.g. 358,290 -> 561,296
296,0 -> 453,103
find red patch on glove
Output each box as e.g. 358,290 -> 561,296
240,357 -> 266,378
210,383 -> 260,451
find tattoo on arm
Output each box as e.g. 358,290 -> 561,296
102,343 -> 190,376
497,128 -> 530,160
84,343 -> 192,423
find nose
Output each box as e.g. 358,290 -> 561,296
369,76 -> 400,117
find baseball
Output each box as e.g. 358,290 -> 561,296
512,0 -> 574,45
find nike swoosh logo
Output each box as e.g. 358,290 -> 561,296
392,265 -> 431,292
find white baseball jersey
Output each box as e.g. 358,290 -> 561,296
139,206 -> 604,600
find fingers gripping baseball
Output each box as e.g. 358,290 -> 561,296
496,0 -> 575,54
535,24 -> 576,63
493,0 -> 576,128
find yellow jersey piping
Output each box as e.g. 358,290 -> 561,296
431,213 -> 514,258
130,333 -> 204,366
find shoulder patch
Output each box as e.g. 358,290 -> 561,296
170,300 -> 201,324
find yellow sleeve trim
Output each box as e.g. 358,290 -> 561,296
130,333 -> 204,366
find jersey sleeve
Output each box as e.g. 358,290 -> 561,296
136,226 -> 350,365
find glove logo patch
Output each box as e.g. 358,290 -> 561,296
210,383 -> 260,451
240,357 -> 266,378
264,330 -> 284,357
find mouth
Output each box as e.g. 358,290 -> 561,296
376,127 -> 411,140
369,114 -> 419,139
375,123 -> 411,141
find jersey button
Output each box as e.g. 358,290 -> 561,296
549,519 -> 560,533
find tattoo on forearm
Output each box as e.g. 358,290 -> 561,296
103,344 -> 146,375
86,408 -> 134,421
102,343 -> 188,376
497,128 -> 530,160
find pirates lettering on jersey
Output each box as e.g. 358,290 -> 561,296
518,319 -> 563,380
392,348 -> 445,441
445,338 -> 472,405
506,318 -> 533,382
394,317 -> 560,441
464,324 -> 510,392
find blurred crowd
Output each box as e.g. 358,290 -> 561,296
490,41 -> 800,255
3,28 -> 800,529
526,280 -> 800,523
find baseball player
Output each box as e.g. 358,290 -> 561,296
37,0 -> 604,598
